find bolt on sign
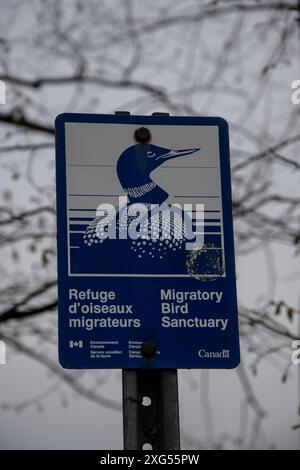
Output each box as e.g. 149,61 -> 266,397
55,114 -> 240,369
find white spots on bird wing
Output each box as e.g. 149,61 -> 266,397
82,205 -> 187,260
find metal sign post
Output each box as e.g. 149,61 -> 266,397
122,369 -> 180,450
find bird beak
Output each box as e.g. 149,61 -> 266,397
157,148 -> 200,161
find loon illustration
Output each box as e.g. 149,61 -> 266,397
79,143 -> 201,275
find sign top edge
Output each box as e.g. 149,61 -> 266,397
55,113 -> 229,129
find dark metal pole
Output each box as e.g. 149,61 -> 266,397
122,369 -> 180,450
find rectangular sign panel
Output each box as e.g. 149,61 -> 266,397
55,113 -> 240,368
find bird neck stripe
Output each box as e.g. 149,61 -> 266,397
124,181 -> 156,198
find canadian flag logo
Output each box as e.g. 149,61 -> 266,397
69,340 -> 83,348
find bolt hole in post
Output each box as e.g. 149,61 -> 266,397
142,396 -> 152,407
142,443 -> 153,450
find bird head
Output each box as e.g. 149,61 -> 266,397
117,143 -> 200,192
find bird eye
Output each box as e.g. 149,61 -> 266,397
147,151 -> 156,158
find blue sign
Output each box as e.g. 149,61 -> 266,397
55,114 -> 240,368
